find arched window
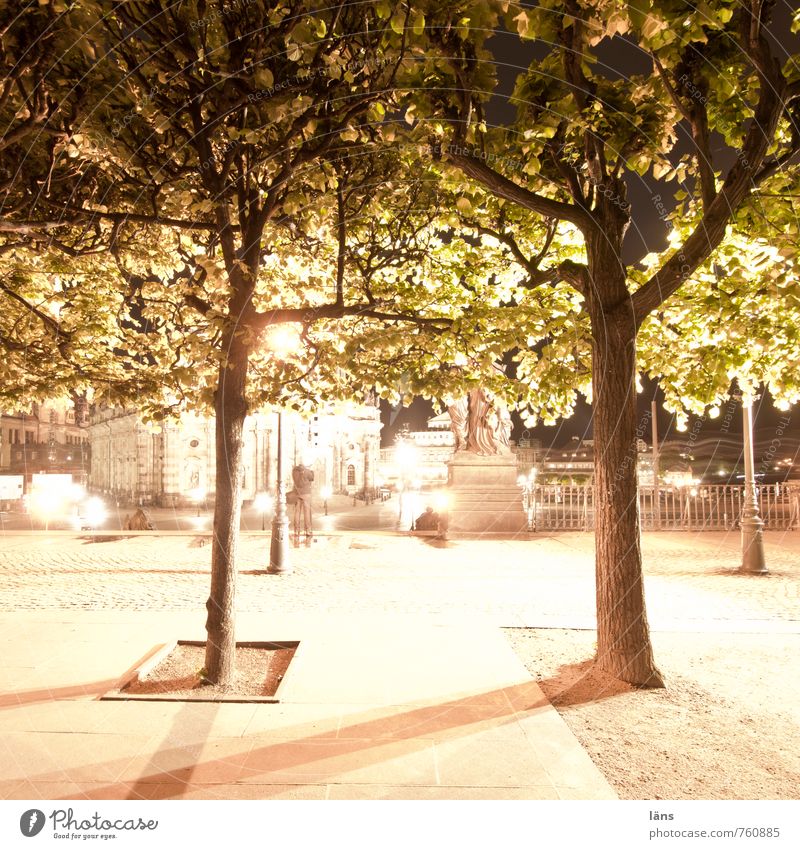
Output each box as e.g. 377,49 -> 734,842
347,464 -> 356,486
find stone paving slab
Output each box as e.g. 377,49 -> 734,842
0,612 -> 616,801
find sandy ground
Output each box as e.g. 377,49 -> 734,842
506,627 -> 800,800
123,644 -> 294,699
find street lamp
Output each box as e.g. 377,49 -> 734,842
320,485 -> 331,516
267,325 -> 300,575
254,491 -> 273,532
741,395 -> 767,574
517,468 -> 537,532
394,439 -> 418,530
188,486 -> 205,517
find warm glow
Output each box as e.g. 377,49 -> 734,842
321,486 -> 332,499
70,497 -> 107,529
29,489 -> 64,520
395,441 -> 419,471
70,483 -> 87,501
254,491 -> 273,513
188,487 -> 206,503
267,324 -> 301,358
431,491 -> 450,511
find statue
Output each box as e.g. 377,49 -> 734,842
447,385 -> 512,457
446,395 -> 469,452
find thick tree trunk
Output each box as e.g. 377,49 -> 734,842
592,306 -> 664,688
204,336 -> 250,686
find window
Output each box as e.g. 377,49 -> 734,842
347,464 -> 356,486
25,430 -> 35,444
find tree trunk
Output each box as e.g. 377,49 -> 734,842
591,306 -> 664,688
204,335 -> 250,685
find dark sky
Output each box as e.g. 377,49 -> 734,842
382,5 -> 800,449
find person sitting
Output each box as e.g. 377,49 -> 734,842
414,506 -> 439,531
125,507 -> 154,531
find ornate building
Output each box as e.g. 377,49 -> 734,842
0,401 -> 90,483
378,413 -> 455,488
87,403 -> 382,507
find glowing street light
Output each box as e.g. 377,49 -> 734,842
31,489 -> 63,531
74,496 -> 107,531
394,439 -> 419,530
320,485 -> 332,516
254,491 -> 273,531
188,486 -> 205,517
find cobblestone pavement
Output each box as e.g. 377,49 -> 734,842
0,529 -> 797,630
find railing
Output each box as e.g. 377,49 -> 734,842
530,483 -> 800,531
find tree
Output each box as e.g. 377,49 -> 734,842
2,0 -> 516,687
401,0 -> 800,685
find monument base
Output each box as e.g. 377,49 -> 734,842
446,452 -> 527,536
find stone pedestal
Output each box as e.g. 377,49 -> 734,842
446,452 -> 527,536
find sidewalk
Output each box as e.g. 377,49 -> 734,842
2,527 -> 798,801
0,610 -> 615,800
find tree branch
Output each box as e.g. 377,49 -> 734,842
253,302 -> 452,332
632,22 -> 788,324
444,150 -> 594,231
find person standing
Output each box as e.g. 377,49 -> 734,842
291,461 -> 314,536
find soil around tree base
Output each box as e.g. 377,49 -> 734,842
505,627 -> 800,800
117,642 -> 296,701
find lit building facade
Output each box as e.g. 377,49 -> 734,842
0,400 -> 90,484
378,413 -> 455,488
87,403 -> 382,507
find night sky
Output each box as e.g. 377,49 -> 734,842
382,4 -> 800,452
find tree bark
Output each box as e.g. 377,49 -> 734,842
204,334 -> 250,685
591,303 -> 664,688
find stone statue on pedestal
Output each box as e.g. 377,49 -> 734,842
442,366 -> 524,535
447,385 -> 512,457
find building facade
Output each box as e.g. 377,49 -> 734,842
87,403 -> 382,507
0,400 -> 90,485
378,413 -> 457,488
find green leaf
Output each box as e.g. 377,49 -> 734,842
390,13 -> 405,35
255,68 -> 274,89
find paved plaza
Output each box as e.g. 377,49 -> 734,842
0,527 -> 798,800
1,528 -> 797,627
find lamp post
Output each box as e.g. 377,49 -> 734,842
741,396 -> 767,574
517,468 -> 537,532
321,485 -> 331,516
268,409 -> 291,573
266,325 -> 299,575
651,398 -> 661,529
